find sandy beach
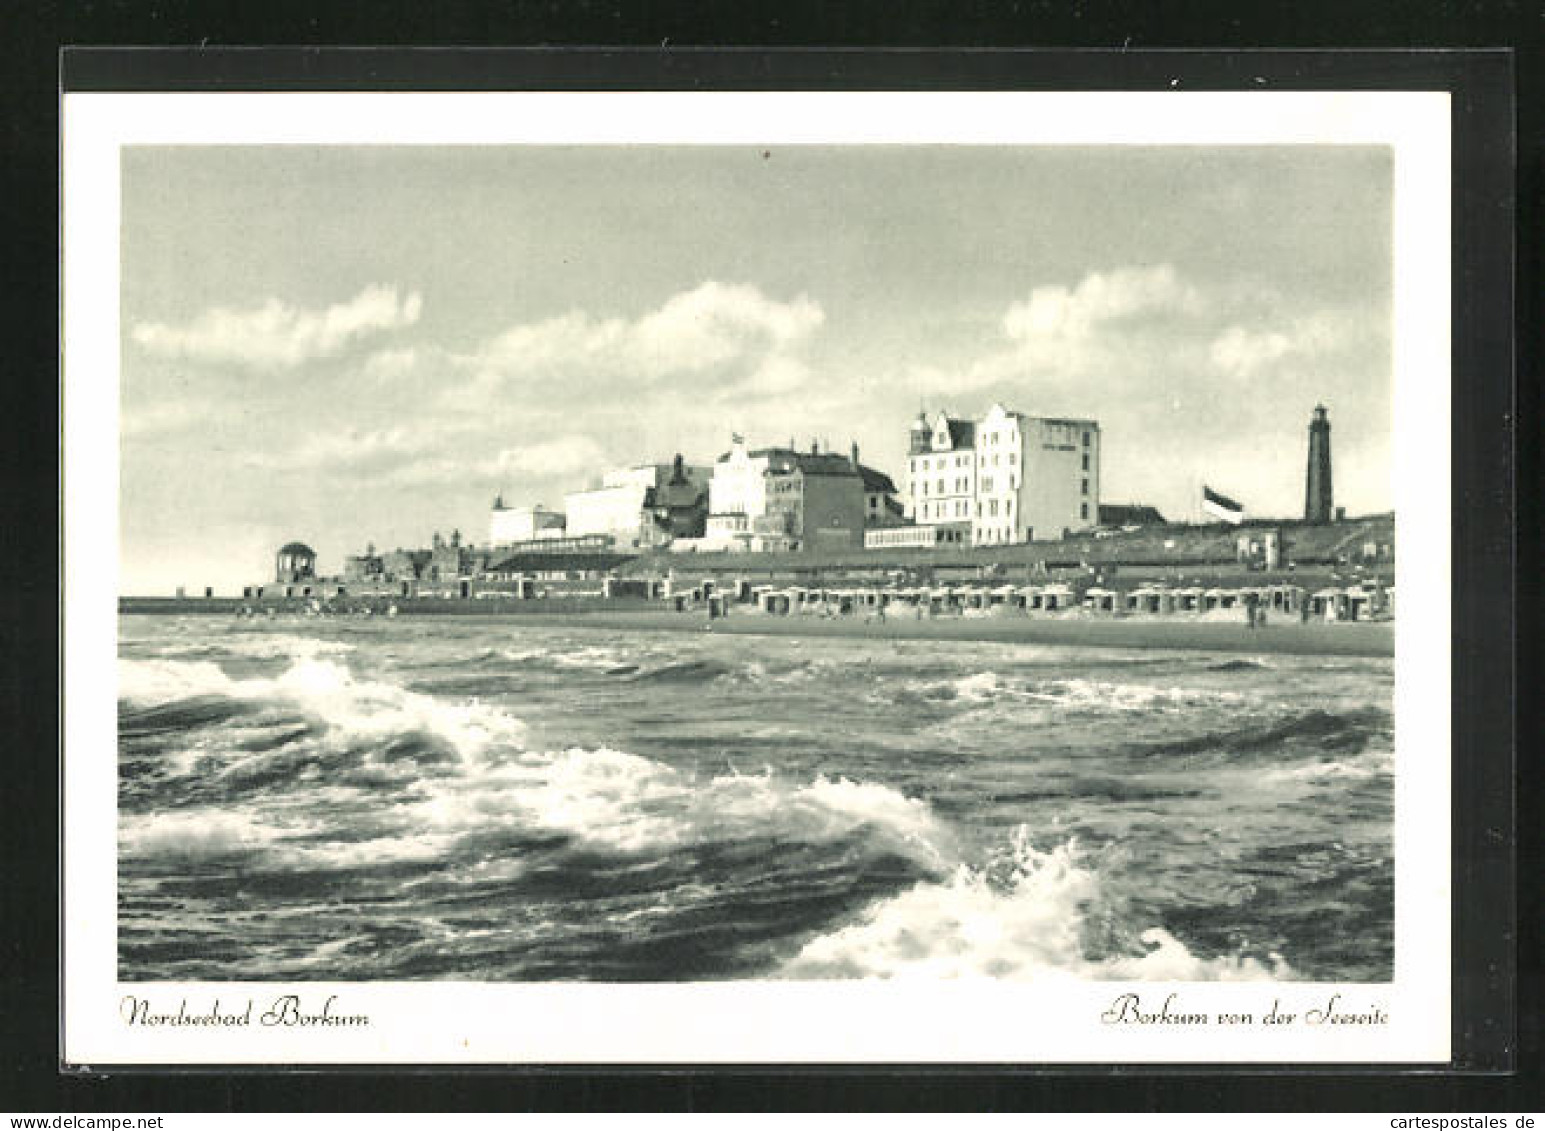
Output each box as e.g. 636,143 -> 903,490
121,598 -> 1392,656
471,608 -> 1393,657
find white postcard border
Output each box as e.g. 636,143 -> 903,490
63,90 -> 1451,1065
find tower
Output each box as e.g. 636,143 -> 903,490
908,411 -> 931,455
1304,404 -> 1334,524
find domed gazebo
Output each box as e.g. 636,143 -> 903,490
275,542 -> 317,583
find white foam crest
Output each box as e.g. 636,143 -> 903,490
911,670 -> 1243,713
218,633 -> 356,661
121,655 -> 530,767
118,658 -> 237,705
119,803 -> 469,870
276,660 -> 529,760
386,743 -> 951,862
119,808 -> 277,860
781,830 -> 1290,982
952,671 -> 1006,702
1263,743 -> 1395,784
1024,678 -> 1244,712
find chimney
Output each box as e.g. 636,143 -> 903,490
850,441 -> 860,467
811,439 -> 819,455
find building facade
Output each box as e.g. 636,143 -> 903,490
864,523 -> 969,550
977,406 -> 1101,545
567,461 -> 711,549
651,454 -> 710,539
905,404 -> 1100,546
275,542 -> 316,583
906,411 -> 977,528
706,438 -> 867,552
489,497 -> 566,546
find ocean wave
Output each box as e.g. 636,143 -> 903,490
120,656 -> 530,766
780,829 -> 1290,982
118,804 -> 467,871
1205,659 -> 1272,673
118,654 -> 954,871
1261,741 -> 1395,784
915,671 -> 1247,713
1135,707 -> 1391,759
218,633 -> 357,661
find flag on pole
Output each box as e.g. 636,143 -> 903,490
1202,485 -> 1245,525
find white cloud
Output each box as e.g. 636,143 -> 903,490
1208,311 -> 1367,380
362,346 -> 422,381
132,284 -> 423,370
1002,264 -> 1202,347
246,425 -> 445,473
475,436 -> 609,480
1209,326 -> 1293,379
456,281 -> 825,401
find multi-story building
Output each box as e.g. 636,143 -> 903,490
851,442 -> 905,529
904,403 -> 1100,546
973,404 -> 1100,545
650,454 -> 710,539
489,496 -> 566,546
707,438 -> 867,553
567,461 -> 711,550
905,410 -> 977,532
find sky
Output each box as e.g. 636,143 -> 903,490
119,144 -> 1392,594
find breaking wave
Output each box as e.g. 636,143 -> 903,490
116,622 -> 1386,983
781,830 -> 1291,982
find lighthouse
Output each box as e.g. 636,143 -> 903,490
1304,404 -> 1334,524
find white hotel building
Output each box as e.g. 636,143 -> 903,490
904,403 -> 1100,546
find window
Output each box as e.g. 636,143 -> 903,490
1081,503 -> 1089,519
1083,431 -> 1090,447
1081,479 -> 1089,495
989,499 -> 999,516
1081,453 -> 1089,471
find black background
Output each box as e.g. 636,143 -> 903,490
3,3 -> 1538,1113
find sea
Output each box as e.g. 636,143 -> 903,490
117,614 -> 1394,983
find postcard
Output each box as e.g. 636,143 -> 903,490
62,87 -> 1452,1065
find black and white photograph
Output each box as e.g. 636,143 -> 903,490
61,89 -> 1457,1064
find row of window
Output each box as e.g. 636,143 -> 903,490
917,498 -> 1020,520
911,454 -> 971,472
913,441 -> 1094,478
917,500 -> 972,520
913,499 -> 1092,527
914,477 -> 972,497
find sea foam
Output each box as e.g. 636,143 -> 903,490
781,829 -> 1290,982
